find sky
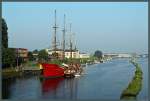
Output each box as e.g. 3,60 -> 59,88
2,2 -> 148,54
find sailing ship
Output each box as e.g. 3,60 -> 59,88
41,10 -> 83,79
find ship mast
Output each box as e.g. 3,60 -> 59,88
75,39 -> 77,50
62,14 -> 66,60
71,32 -> 76,50
52,9 -> 58,52
70,23 -> 72,60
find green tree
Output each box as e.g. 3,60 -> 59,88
2,18 -> 8,48
2,18 -> 16,68
38,49 -> 48,62
33,49 -> 38,54
2,48 -> 16,68
32,49 -> 38,61
94,50 -> 103,60
28,51 -> 34,61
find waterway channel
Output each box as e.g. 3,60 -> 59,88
2,57 -> 148,100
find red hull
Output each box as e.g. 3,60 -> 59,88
42,63 -> 64,78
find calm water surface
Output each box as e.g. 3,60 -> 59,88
2,58 -> 148,100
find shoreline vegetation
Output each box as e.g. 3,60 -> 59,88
120,59 -> 143,100
2,57 -> 103,79
2,68 -> 22,79
2,61 -> 39,79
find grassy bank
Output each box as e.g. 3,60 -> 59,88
120,60 -> 143,100
2,68 -> 22,79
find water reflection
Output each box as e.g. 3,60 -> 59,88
42,77 -> 64,92
41,77 -> 78,99
63,78 -> 78,99
2,78 -> 16,99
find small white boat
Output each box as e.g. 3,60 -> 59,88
75,74 -> 80,77
74,70 -> 82,77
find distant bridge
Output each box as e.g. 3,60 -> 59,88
103,53 -> 132,58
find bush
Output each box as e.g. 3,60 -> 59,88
120,61 -> 143,100
48,60 -> 62,65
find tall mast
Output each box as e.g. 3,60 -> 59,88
73,33 -> 77,50
52,9 -> 58,51
62,14 -> 66,59
70,23 -> 72,60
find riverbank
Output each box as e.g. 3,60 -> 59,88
120,59 -> 143,100
2,68 -> 22,79
2,61 -> 40,79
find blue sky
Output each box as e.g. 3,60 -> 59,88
2,2 -> 148,54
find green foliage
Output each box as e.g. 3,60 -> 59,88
28,51 -> 34,61
2,18 -> 17,68
25,61 -> 39,67
79,57 -> 96,64
94,50 -> 103,60
2,18 -> 8,48
62,58 -> 69,63
120,61 -> 143,100
38,49 -> 48,62
48,60 -> 62,65
32,49 -> 39,61
80,58 -> 88,64
48,58 -> 81,65
2,68 -> 21,79
2,48 -> 16,67
33,49 -> 38,54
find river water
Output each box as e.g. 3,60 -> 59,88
2,57 -> 148,100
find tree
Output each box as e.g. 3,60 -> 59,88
28,51 -> 34,61
2,18 -> 16,68
33,49 -> 38,54
2,18 -> 8,48
32,49 -> 39,61
38,49 -> 48,62
2,48 -> 16,68
94,50 -> 103,60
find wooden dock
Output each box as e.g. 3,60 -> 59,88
21,66 -> 42,75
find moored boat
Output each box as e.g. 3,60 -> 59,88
64,69 -> 76,78
63,63 -> 83,78
40,63 -> 64,79
40,62 -> 83,79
